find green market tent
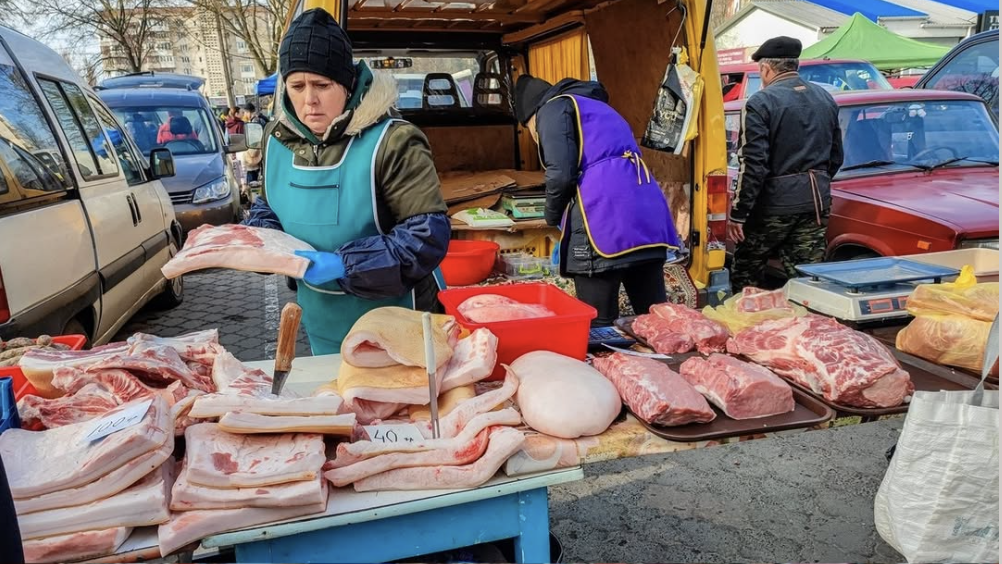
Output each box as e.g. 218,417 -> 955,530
801,13 -> 951,70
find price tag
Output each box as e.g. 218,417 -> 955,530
83,399 -> 153,443
362,424 -> 425,445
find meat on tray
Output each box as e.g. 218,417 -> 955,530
21,526 -> 133,564
184,423 -> 326,488
161,223 -> 315,279
631,314 -> 694,354
592,353 -> 716,426
678,354 -> 795,419
170,459 -> 327,511
217,412 -> 357,435
188,394 -> 343,419
440,328 -> 498,392
1,396 -> 171,499
457,294 -> 556,323
158,495 -> 327,557
352,427 -> 525,492
15,434 -> 174,516
17,462 -> 173,541
341,307 -> 455,369
650,303 -> 729,354
727,315 -> 914,408
18,342 -> 131,399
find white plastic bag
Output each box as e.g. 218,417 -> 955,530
873,316 -> 1000,562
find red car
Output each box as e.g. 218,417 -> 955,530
720,59 -> 892,102
724,89 -> 1000,259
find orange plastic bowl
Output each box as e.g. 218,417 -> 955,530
440,240 -> 500,287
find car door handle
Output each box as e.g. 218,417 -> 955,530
126,194 -> 138,226
130,192 -> 143,223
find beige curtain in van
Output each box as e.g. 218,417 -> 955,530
527,29 -> 591,83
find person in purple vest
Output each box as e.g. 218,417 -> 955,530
514,75 -> 682,326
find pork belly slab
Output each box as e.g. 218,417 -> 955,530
171,459 -> 326,511
21,526 -> 132,564
184,423 -> 325,488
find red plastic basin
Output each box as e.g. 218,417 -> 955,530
0,335 -> 87,401
439,283 -> 597,380
439,240 -> 500,287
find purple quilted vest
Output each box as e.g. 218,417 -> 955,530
559,94 -> 680,256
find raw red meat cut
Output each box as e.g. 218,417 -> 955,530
128,329 -> 221,367
440,328 -> 498,392
735,287 -> 791,313
326,428 -> 491,487
592,353 -> 716,426
650,303 -> 728,354
632,314 -> 694,354
727,315 -> 914,408
18,342 -> 131,399
87,343 -> 214,392
161,224 -> 314,279
18,462 -> 173,540
210,350 -> 273,396
21,526 -> 132,563
2,396 -> 171,498
15,433 -> 174,515
352,427 -> 525,491
678,354 -> 794,419
184,423 -> 326,488
171,459 -> 326,511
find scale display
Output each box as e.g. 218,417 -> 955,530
858,295 -> 908,316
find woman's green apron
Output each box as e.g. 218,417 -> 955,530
266,118 -> 433,354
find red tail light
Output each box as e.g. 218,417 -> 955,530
706,174 -> 729,243
0,267 -> 9,324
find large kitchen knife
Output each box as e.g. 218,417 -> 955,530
271,302 -> 302,396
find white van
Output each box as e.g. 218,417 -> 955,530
0,28 -> 182,345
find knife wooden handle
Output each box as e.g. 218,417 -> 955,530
275,302 -> 302,373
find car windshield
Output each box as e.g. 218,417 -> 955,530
838,100 -> 1000,173
359,50 -> 503,111
922,38 -> 999,116
740,62 -> 892,98
110,106 -> 218,156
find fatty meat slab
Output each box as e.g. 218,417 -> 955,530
218,412 -> 357,435
408,385 -> 476,421
457,294 -> 518,315
592,353 -> 716,426
21,526 -> 132,564
18,462 -> 174,541
728,315 -> 914,408
158,495 -> 328,557
631,314 -> 694,354
171,459 -> 327,511
210,350 -> 274,396
439,328 -> 498,392
341,307 -> 455,369
734,287 -> 792,313
678,354 -> 795,419
88,343 -> 214,392
161,223 -> 315,279
15,433 -> 174,515
650,303 -> 729,354
18,342 -> 131,399
326,428 -> 492,487
2,396 -> 171,498
188,394 -> 343,419
353,427 -> 526,491
510,352 -> 620,439
184,423 -> 325,488
127,329 -> 221,366
416,372 -> 520,439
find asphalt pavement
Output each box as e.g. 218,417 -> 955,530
117,270 -> 904,563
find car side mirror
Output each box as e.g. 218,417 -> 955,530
225,133 -> 247,153
244,123 -> 264,150
149,148 -> 175,179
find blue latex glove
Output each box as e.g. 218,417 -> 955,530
551,241 -> 560,266
294,250 -> 345,286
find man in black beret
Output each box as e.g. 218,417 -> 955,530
728,36 -> 844,291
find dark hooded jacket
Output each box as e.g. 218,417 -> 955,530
531,79 -> 667,276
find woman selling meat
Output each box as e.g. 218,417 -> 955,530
243,8 -> 450,354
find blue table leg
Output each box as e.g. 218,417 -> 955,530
233,487 -> 553,563
513,487 -> 551,563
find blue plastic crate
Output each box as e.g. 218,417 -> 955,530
0,376 -> 20,434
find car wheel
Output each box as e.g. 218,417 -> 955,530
61,317 -> 91,348
830,246 -> 880,262
152,237 -> 184,310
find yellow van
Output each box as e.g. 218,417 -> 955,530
282,0 -> 730,304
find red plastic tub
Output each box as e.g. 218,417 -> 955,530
439,240 -> 500,287
439,283 -> 597,380
0,335 -> 88,401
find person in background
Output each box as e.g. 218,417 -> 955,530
514,74 -> 681,326
225,107 -> 245,135
242,102 -> 268,127
156,109 -> 198,144
242,8 -> 449,354
727,36 -> 844,291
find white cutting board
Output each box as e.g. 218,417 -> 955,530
243,354 -> 341,397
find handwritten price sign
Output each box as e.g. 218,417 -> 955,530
83,399 -> 153,443
362,424 -> 425,444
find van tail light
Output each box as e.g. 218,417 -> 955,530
706,174 -> 729,243
0,267 -> 9,324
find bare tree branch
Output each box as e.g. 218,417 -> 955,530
184,0 -> 290,75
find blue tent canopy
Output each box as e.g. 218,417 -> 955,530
811,0 -> 925,21
256,73 -> 277,97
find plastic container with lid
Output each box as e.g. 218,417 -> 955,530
439,283 -> 597,380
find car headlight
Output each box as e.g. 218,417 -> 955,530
959,238 -> 1000,250
192,178 -> 231,205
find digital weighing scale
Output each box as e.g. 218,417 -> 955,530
785,257 -> 959,324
